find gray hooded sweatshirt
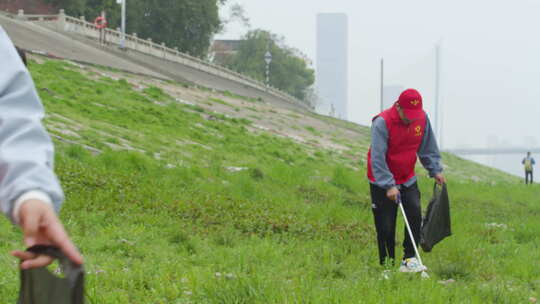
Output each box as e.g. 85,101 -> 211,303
0,26 -> 64,224
370,114 -> 443,190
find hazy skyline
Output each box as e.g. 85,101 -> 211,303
218,0 -> 540,153
316,13 -> 348,119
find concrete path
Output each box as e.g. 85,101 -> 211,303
0,14 -> 167,79
0,13 -> 308,112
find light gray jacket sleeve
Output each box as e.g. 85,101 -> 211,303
370,117 -> 396,189
417,116 -> 443,177
0,27 -> 64,222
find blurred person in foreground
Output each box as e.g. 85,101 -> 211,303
366,89 -> 445,272
0,26 -> 83,269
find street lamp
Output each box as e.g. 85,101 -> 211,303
264,50 -> 272,88
117,0 -> 126,49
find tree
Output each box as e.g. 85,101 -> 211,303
44,0 -> 226,57
303,86 -> 321,110
224,30 -> 315,101
222,3 -> 250,30
43,0 -> 85,15
128,0 -> 225,56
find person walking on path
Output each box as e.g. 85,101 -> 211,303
0,26 -> 83,269
522,152 -> 535,184
366,88 -> 445,272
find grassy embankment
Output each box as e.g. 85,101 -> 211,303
0,58 -> 538,303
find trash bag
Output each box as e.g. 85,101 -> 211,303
420,183 -> 451,252
18,245 -> 84,304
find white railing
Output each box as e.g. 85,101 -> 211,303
6,9 -> 311,109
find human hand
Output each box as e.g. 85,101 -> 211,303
11,200 -> 83,269
386,187 -> 400,202
434,173 -> 446,185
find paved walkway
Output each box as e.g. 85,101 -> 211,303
0,14 -> 308,112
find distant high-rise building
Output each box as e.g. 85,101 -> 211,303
316,13 -> 348,119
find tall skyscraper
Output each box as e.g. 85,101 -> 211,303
316,13 -> 348,119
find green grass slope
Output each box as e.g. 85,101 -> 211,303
0,57 -> 538,303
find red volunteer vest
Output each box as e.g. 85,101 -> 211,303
367,107 -> 426,185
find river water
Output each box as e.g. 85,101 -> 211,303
460,154 -> 530,182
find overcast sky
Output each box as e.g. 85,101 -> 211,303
217,0 -> 540,151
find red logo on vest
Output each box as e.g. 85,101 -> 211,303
414,125 -> 422,136
367,89 -> 426,185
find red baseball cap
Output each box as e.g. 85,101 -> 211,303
395,89 -> 424,121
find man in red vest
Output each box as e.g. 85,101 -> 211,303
367,88 -> 445,272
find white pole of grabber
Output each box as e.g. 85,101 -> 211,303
121,0 -> 126,49
399,202 -> 424,267
399,200 -> 430,278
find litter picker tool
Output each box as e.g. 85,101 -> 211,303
398,195 -> 429,279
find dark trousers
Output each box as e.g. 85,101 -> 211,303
526,171 -> 533,184
370,182 -> 422,266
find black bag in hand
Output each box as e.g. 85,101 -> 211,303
18,245 -> 84,304
420,183 -> 452,252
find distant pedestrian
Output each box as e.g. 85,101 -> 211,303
522,152 -> 535,184
366,88 -> 445,272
